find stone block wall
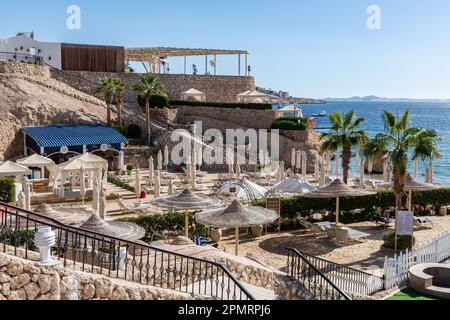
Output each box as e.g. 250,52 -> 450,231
52,70 -> 255,104
0,61 -> 50,78
0,252 -> 209,301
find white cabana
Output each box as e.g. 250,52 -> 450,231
0,161 -> 32,178
17,154 -> 55,180
237,90 -> 270,103
73,153 -> 108,172
271,177 -> 315,195
274,105 -> 303,118
181,88 -> 206,102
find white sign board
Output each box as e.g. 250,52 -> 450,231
396,211 -> 414,236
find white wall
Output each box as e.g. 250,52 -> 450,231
0,35 -> 61,69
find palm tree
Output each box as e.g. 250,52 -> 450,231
370,110 -> 441,210
132,74 -> 165,144
112,79 -> 125,127
320,111 -> 368,184
94,77 -> 116,127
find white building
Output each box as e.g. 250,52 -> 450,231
0,33 -> 62,69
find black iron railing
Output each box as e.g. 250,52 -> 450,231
287,248 -> 351,300
287,248 -> 384,298
0,51 -> 43,64
0,203 -> 254,300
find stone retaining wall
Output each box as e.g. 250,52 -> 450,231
0,252 -> 208,301
0,61 -> 50,78
53,71 -> 255,103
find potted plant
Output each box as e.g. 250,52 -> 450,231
126,164 -> 133,176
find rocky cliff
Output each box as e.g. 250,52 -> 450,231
0,62 -> 109,160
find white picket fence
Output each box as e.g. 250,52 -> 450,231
384,232 -> 450,289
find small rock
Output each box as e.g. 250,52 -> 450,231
0,256 -> 10,267
2,283 -> 10,296
10,274 -> 31,290
38,274 -> 52,294
7,262 -> 23,276
81,283 -> 96,300
94,278 -> 114,299
0,272 -> 11,283
111,286 -> 129,300
24,282 -> 40,300
0,293 -> 6,300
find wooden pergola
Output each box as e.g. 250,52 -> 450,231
125,47 -> 250,76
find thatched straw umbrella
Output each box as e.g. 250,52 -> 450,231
302,179 -> 375,224
378,173 -> 441,211
79,214 -> 145,241
196,199 -> 278,255
34,204 -> 91,226
152,189 -> 220,237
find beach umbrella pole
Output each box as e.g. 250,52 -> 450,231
235,227 -> 239,256
336,196 -> 340,224
185,211 -> 189,238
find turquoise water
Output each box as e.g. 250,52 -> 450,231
294,101 -> 450,185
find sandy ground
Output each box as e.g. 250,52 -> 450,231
29,171 -> 450,277
219,216 -> 450,275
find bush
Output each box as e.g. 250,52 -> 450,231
271,119 -> 307,131
383,231 -> 416,250
255,188 -> 450,227
107,175 -> 135,193
0,229 -> 36,250
112,124 -> 127,136
170,100 -> 273,110
118,212 -> 207,243
0,178 -> 16,203
138,94 -> 169,109
126,124 -> 142,138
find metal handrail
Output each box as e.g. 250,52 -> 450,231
287,247 -> 384,298
287,248 -> 352,300
0,202 -> 254,300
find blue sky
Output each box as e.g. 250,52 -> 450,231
1,0 -> 450,99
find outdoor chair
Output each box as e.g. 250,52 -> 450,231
414,217 -> 434,229
311,222 -> 330,235
298,217 -> 312,230
335,227 -> 370,243
373,215 -> 393,229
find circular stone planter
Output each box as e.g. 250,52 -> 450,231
409,263 -> 450,299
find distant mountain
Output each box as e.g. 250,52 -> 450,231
324,96 -> 450,102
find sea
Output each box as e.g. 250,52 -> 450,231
285,101 -> 450,186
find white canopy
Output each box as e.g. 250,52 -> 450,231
217,178 -> 268,200
237,90 -> 270,103
16,154 -> 55,168
0,161 -> 32,178
56,159 -> 98,173
181,88 -> 206,102
73,153 -> 108,170
271,177 -> 315,194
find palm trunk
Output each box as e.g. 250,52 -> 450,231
145,97 -> 151,144
393,165 -> 405,210
106,103 -> 111,127
116,96 -> 123,127
342,144 -> 351,184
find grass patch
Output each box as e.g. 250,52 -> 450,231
386,288 -> 441,300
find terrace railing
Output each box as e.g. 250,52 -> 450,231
0,203 -> 254,300
287,248 -> 385,298
287,248 -> 351,300
0,52 -> 43,65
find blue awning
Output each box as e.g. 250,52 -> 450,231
22,125 -> 128,148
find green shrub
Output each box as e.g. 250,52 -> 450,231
0,178 -> 16,203
271,119 -> 307,131
126,124 -> 142,138
112,124 -> 127,136
107,175 -> 135,193
138,94 -> 170,109
0,229 -> 37,250
118,212 -> 207,243
169,100 -> 273,110
255,188 -> 450,229
383,231 -> 416,250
